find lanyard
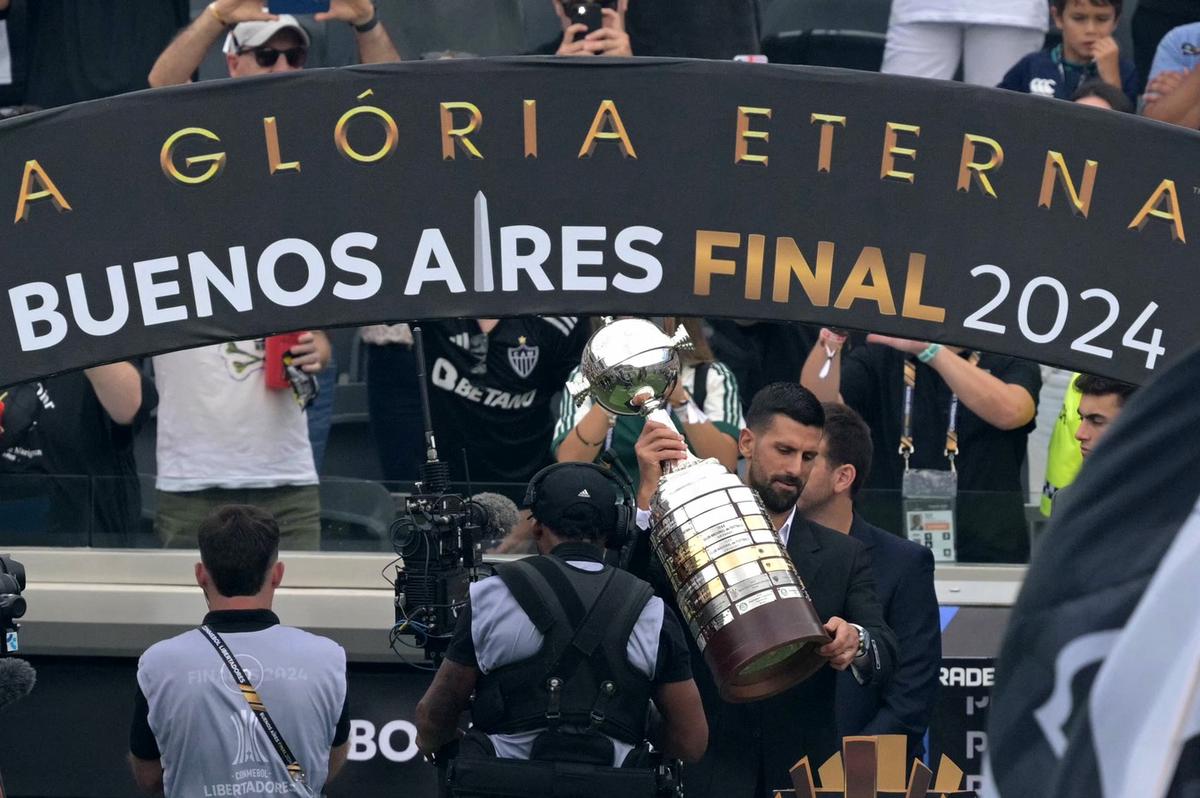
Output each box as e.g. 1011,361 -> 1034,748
899,352 -> 980,472
199,624 -> 313,796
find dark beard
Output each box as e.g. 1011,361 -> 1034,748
748,463 -> 800,515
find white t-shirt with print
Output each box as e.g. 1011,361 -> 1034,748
153,341 -> 318,492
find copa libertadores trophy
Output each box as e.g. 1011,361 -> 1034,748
568,318 -> 829,702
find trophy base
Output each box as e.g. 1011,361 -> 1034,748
703,596 -> 831,703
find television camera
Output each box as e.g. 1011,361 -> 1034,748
389,328 -> 501,664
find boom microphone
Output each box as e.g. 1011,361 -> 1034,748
0,658 -> 35,711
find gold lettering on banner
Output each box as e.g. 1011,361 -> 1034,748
694,230 -> 741,295
334,92 -> 399,163
956,134 -> 1003,198
745,234 -> 766,300
1037,151 -> 1098,217
772,238 -> 833,306
735,106 -> 772,166
834,247 -> 897,315
523,100 -> 538,158
439,102 -> 484,160
578,100 -> 637,159
1128,179 -> 1186,243
810,113 -> 846,173
880,123 -> 920,183
901,253 -> 946,322
160,127 -> 227,186
13,159 -> 72,223
263,117 -> 300,175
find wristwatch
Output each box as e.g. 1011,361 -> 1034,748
850,623 -> 868,659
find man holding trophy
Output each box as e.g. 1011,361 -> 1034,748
566,319 -> 895,798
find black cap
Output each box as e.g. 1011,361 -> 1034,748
525,464 -> 620,533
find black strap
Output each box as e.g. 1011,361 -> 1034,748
198,625 -> 312,796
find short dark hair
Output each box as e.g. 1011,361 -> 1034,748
1075,374 -> 1137,405
1072,79 -> 1133,113
1052,0 -> 1123,18
820,403 -> 874,497
198,505 -> 280,597
746,382 -> 825,431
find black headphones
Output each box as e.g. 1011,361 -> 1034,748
522,461 -> 637,550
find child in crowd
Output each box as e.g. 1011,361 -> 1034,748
999,0 -> 1139,107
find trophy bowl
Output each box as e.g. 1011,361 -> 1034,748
573,318 -> 684,416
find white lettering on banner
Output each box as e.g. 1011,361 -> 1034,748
940,666 -> 995,687
8,232 -> 384,352
347,719 -> 420,763
966,730 -> 988,760
133,257 -> 188,326
405,228 -> 468,295
962,264 -> 1166,369
257,238 -> 326,308
5,188 -> 665,355
499,225 -> 555,291
966,694 -> 990,716
66,265 -> 129,336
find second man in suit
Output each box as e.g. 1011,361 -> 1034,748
798,403 -> 942,763
634,383 -> 897,798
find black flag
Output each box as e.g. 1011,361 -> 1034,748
984,345 -> 1200,797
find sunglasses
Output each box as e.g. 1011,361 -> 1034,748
240,46 -> 308,69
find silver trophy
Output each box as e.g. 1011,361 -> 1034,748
569,318 -> 829,702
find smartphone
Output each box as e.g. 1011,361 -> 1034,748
264,332 -> 304,390
267,0 -> 331,14
565,2 -> 604,34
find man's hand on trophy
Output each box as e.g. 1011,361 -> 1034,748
634,420 -> 688,509
818,616 -> 860,671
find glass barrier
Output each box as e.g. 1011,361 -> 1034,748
0,473 -> 1045,565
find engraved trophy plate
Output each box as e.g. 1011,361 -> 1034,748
569,318 -> 830,703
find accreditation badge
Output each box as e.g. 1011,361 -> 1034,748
902,468 -> 958,563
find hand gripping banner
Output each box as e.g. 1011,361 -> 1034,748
1,57 -> 1196,387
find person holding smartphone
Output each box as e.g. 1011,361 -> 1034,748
147,0 -> 399,88
534,0 -> 632,56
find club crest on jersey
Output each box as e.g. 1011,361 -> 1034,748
508,336 -> 539,378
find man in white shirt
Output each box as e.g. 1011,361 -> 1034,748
153,334 -> 329,549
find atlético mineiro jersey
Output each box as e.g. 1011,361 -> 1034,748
420,317 -> 588,486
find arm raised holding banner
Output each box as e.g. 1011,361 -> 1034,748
801,330 -> 1035,430
867,335 -> 1036,431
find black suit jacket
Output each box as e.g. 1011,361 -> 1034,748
836,514 -> 942,763
677,515 -> 898,798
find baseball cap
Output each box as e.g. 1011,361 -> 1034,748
525,464 -> 621,534
223,15 -> 311,55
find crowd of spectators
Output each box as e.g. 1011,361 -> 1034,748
0,0 -> 1181,562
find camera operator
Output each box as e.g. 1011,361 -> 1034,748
415,462 -> 706,797
532,0 -> 632,56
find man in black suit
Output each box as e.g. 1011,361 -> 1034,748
634,383 -> 897,798
799,403 -> 941,763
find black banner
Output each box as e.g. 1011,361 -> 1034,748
1,57 -> 1196,387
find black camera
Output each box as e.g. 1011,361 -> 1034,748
390,467 -> 492,662
389,326 -> 501,664
1,555 -> 27,656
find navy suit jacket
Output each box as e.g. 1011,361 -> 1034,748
836,513 -> 941,762
681,517 -> 898,798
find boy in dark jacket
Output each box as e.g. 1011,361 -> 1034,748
999,0 -> 1138,107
